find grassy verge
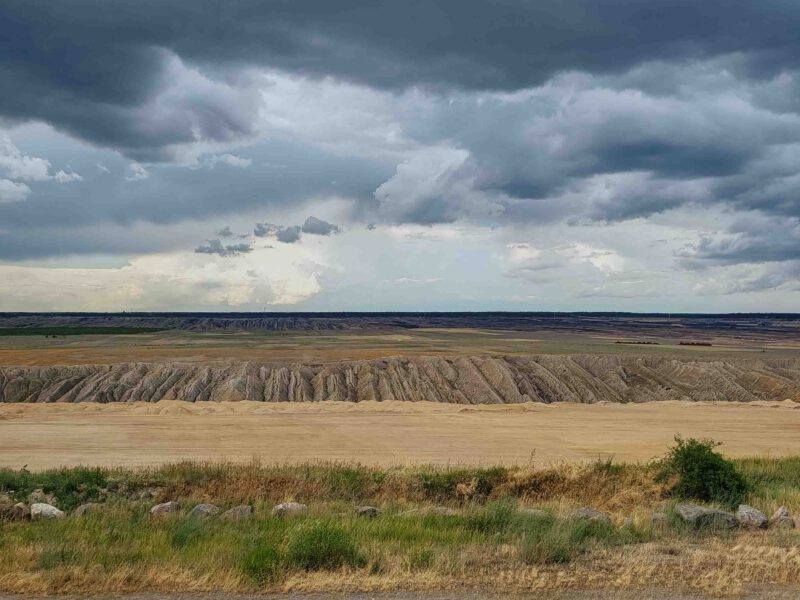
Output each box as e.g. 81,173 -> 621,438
0,459 -> 798,596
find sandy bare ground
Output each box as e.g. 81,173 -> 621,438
2,400 -> 799,469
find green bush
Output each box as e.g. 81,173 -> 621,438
518,517 -> 644,565
38,542 -> 79,570
0,466 -> 108,511
170,519 -> 205,548
284,521 -> 365,571
466,498 -> 517,534
659,436 -> 747,507
241,539 -> 282,585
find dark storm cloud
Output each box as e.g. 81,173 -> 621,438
253,223 -> 301,243
3,0 -> 800,157
301,216 -> 339,236
391,75 -> 800,225
253,217 -> 339,244
194,238 -> 252,257
275,226 -> 301,244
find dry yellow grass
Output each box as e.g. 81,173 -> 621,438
1,457 -> 800,598
2,400 -> 800,469
1,532 -> 800,597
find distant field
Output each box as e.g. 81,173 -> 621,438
0,326 -> 166,337
2,400 -> 800,469
1,327 -> 797,366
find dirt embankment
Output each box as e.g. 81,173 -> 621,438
2,354 -> 800,404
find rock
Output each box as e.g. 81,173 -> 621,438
189,503 -> 219,518
522,508 -> 551,519
675,503 -> 737,530
652,511 -> 668,525
568,508 -> 611,523
9,502 -> 31,521
736,505 -> 768,529
73,503 -> 98,517
28,489 -> 56,504
769,506 -> 795,529
428,506 -> 457,517
271,502 -> 308,517
31,503 -> 65,520
356,506 -> 382,518
221,505 -> 252,521
150,501 -> 180,516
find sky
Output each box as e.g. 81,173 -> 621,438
1,0 -> 799,312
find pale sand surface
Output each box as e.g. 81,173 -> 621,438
2,400 -> 800,469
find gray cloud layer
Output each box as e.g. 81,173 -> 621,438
2,1 -> 800,296
3,1 -> 800,158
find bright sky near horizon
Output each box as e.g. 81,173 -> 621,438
1,1 -> 799,312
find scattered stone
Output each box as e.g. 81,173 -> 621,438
522,508 -> 550,519
675,503 -> 737,530
769,506 -> 795,529
189,503 -> 219,519
28,489 -> 56,504
221,505 -> 252,521
271,502 -> 308,517
150,501 -> 180,516
9,502 -> 31,521
652,511 -> 668,525
568,508 -> 611,523
736,505 -> 768,529
356,506 -> 382,518
428,506 -> 457,517
31,503 -> 65,520
73,503 -> 98,517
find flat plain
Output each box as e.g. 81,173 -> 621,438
2,317 -> 800,469
2,399 -> 800,469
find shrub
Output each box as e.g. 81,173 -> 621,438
170,518 -> 205,548
466,498 -> 517,534
38,542 -> 79,570
518,517 -> 643,565
241,539 -> 282,585
284,521 -> 365,571
0,466 -> 108,511
659,436 -> 747,507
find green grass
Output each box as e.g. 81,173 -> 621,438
0,458 -> 799,592
735,456 -> 800,512
0,466 -> 109,511
0,327 -> 166,336
518,516 -> 648,565
284,521 -> 365,571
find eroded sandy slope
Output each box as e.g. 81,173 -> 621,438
2,354 -> 800,404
